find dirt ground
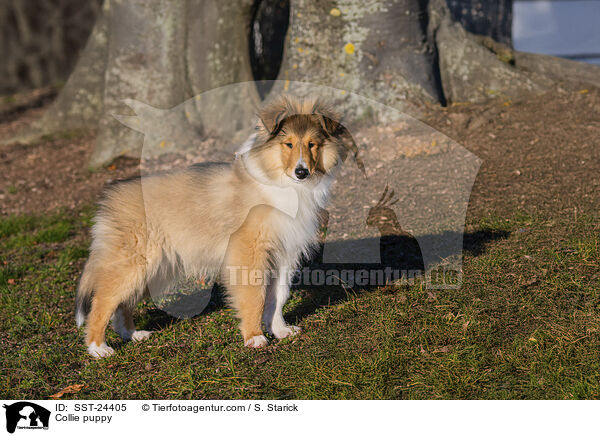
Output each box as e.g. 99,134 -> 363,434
1,86 -> 599,221
0,118 -> 139,215
423,87 -> 600,221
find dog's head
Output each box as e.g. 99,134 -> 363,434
248,96 -> 360,185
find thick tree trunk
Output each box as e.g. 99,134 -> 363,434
6,0 -> 259,168
434,11 -> 547,104
92,0 -> 260,167
91,0 -> 190,166
278,0 -> 445,114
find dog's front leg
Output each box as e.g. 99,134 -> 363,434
263,259 -> 301,340
222,215 -> 272,348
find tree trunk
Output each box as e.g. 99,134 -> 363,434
278,0 -> 445,114
8,0 -> 260,168
92,0 -> 261,167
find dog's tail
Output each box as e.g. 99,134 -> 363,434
75,264 -> 95,328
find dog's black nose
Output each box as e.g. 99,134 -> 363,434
295,167 -> 309,180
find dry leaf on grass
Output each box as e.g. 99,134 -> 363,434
49,384 -> 85,399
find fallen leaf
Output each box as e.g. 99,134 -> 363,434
462,321 -> 470,333
520,276 -> 538,286
49,384 -> 85,399
7,279 -> 15,284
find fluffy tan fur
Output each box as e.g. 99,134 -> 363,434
76,96 -> 351,357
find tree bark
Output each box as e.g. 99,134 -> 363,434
278,0 -> 445,115
92,0 -> 260,167
434,10 -> 547,104
91,0 -> 190,166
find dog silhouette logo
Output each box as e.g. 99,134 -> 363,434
3,402 -> 50,433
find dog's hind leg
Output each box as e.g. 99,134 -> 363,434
85,264 -> 145,358
112,303 -> 152,343
86,293 -> 121,358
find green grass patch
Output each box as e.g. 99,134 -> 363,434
0,215 -> 36,238
0,211 -> 80,250
0,208 -> 598,399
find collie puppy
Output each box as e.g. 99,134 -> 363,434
75,96 -> 353,357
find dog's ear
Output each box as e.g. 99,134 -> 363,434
312,101 -> 366,176
310,101 -> 342,138
336,126 -> 366,176
258,96 -> 292,136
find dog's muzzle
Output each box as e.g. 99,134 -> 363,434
294,166 -> 309,180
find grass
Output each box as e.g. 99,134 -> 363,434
0,207 -> 599,399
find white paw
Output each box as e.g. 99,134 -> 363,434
271,325 -> 301,339
131,330 -> 152,342
244,335 -> 269,348
87,342 -> 114,358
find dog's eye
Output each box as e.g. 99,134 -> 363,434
308,142 -> 316,148
285,142 -> 293,148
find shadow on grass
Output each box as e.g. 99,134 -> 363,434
285,228 -> 509,324
141,288 -> 227,331
140,228 -> 508,331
